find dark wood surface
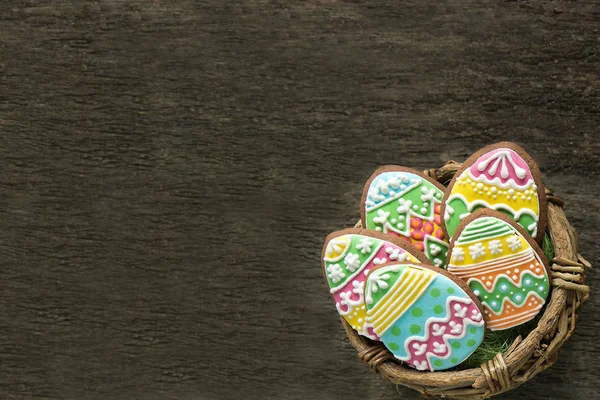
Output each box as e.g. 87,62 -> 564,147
0,1 -> 598,399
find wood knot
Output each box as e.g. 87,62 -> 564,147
358,344 -> 393,372
480,353 -> 512,394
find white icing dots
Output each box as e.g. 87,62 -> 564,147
468,243 -> 486,260
356,237 -> 373,254
327,264 -> 345,283
506,235 -> 522,251
452,247 -> 465,262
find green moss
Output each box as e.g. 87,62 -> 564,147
459,232 -> 554,369
543,232 -> 555,262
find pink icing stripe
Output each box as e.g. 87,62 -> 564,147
469,148 -> 532,187
333,244 -> 404,308
333,243 -> 411,341
404,298 -> 482,370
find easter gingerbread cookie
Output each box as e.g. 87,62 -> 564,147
362,166 -> 450,269
364,262 -> 485,371
322,229 -> 429,340
442,142 -> 547,243
446,210 -> 551,331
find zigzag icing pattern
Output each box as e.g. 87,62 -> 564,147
397,296 -> 484,371
467,268 -> 547,294
445,194 -> 539,225
476,289 -> 545,317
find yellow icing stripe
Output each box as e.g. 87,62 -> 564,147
368,269 -> 419,319
451,235 -> 530,265
373,275 -> 433,334
370,269 -> 435,334
369,267 -> 435,318
448,250 -> 535,278
453,171 -> 539,213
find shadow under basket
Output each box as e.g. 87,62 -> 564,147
346,161 -> 591,399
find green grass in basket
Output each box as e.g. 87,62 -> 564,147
460,232 -> 555,368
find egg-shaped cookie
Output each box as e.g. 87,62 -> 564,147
362,166 -> 450,269
364,262 -> 485,371
446,210 -> 551,331
322,229 -> 429,340
442,142 -> 547,243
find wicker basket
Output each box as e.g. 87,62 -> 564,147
347,161 -> 590,399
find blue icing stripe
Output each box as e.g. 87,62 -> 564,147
380,277 -> 450,359
366,171 -> 423,208
428,324 -> 485,369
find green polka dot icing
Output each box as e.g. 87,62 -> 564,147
469,326 -> 477,334
431,288 -> 441,298
469,273 -> 548,314
433,304 -> 444,314
467,339 -> 476,347
452,342 -> 461,349
410,324 -> 421,335
412,307 -> 423,317
388,342 -> 399,351
391,327 -> 401,336
434,360 -> 443,367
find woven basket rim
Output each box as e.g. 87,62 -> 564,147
342,161 -> 590,399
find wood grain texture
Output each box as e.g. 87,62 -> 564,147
0,1 -> 598,399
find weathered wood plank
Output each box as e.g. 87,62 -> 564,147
0,0 -> 597,399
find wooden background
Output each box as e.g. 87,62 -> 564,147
0,1 -> 598,399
